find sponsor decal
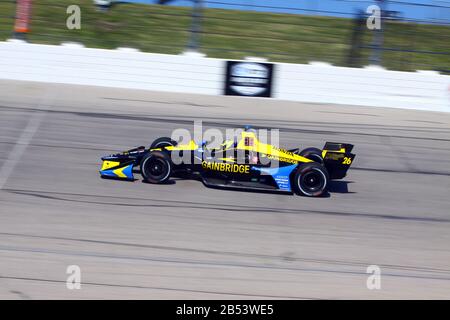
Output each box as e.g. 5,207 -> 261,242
274,175 -> 290,190
202,161 -> 250,174
224,61 -> 274,97
266,154 -> 298,164
252,164 -> 297,192
271,146 -> 296,157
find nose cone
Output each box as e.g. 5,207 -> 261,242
99,159 -> 134,180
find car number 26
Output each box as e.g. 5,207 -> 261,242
342,157 -> 352,165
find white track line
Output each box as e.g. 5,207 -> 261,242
0,92 -> 52,190
0,112 -> 46,190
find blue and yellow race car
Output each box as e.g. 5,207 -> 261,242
100,129 -> 355,197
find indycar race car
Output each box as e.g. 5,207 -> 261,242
99,129 -> 355,197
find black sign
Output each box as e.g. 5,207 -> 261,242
224,61 -> 274,97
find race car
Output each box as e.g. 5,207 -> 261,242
99,128 -> 355,197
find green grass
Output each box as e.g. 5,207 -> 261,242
0,0 -> 449,72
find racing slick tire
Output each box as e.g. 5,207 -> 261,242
292,162 -> 329,197
299,147 -> 324,164
141,151 -> 173,184
150,137 -> 177,149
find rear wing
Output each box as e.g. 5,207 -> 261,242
323,142 -> 354,153
322,142 -> 355,180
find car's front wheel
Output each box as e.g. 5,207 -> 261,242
292,163 -> 329,197
150,137 -> 177,149
140,151 -> 172,184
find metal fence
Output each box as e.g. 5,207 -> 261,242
0,0 -> 449,72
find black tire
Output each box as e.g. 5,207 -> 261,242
299,147 -> 324,164
140,151 -> 172,184
292,163 -> 329,197
150,137 -> 177,149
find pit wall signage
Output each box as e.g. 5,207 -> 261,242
224,61 -> 274,98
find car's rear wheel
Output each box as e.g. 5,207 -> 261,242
299,147 -> 324,164
150,137 -> 177,149
292,163 -> 329,197
141,151 -> 172,184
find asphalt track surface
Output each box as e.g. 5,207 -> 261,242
0,80 -> 449,299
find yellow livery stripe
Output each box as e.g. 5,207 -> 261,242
113,166 -> 128,178
101,161 -> 120,171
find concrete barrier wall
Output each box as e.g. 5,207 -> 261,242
274,62 -> 450,112
0,40 -> 224,95
1,40 -> 449,112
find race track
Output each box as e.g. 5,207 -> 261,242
0,80 -> 449,299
